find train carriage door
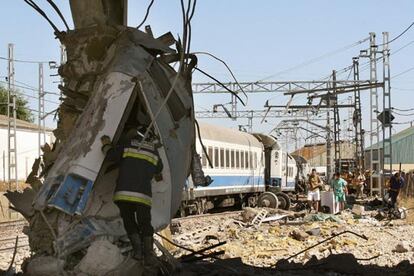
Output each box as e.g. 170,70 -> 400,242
264,147 -> 271,185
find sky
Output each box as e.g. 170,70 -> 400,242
0,0 -> 413,151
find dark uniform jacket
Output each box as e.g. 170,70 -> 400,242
105,135 -> 163,206
390,175 -> 405,191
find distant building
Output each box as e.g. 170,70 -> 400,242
292,141 -> 356,173
0,115 -> 54,182
365,125 -> 414,172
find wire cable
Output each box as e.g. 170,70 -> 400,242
136,0 -> 155,29
378,21 -> 414,46
259,36 -> 370,81
22,0 -> 60,33
0,56 -> 51,64
46,0 -> 70,30
392,107 -> 414,112
194,67 -> 246,106
392,66 -> 414,79
193,51 -> 247,100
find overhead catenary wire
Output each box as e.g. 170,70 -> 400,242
259,36 -> 370,81
378,21 -> 414,46
22,0 -> 60,33
46,0 -> 70,30
0,80 -> 60,99
193,51 -> 247,100
136,0 -> 155,29
0,56 -> 52,64
392,66 -> 414,79
392,107 -> 414,112
194,67 -> 246,106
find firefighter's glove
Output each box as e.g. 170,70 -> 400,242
101,135 -> 112,154
154,173 -> 163,182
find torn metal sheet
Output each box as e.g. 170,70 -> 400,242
18,24 -> 195,258
55,217 -> 125,257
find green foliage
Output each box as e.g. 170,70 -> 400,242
0,85 -> 34,123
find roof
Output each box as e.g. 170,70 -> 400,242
292,141 -> 355,161
198,122 -> 262,148
365,125 -> 414,150
0,114 -> 53,132
252,133 -> 281,150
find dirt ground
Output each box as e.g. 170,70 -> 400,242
169,206 -> 414,272
1,202 -> 414,275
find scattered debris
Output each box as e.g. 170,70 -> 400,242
393,242 -> 410,253
76,240 -> 125,275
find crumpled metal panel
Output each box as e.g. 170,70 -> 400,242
32,27 -> 194,232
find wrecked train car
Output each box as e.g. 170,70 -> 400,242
7,13 -> 196,274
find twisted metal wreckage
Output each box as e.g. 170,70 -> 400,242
5,0 -> 204,273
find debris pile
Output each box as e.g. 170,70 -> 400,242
169,206 -> 414,269
3,22 -> 195,275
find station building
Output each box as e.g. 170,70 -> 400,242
365,125 -> 414,172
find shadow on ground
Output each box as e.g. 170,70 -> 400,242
176,254 -> 414,276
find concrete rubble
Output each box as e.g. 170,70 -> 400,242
167,202 -> 414,273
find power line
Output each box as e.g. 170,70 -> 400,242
0,80 -> 60,97
0,56 -> 52,64
259,36 -> 370,81
392,107 -> 414,112
378,21 -> 414,46
0,80 -> 59,105
392,66 -> 414,79
136,0 -> 155,29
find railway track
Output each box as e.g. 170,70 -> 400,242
0,219 -> 27,230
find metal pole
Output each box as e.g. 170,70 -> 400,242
231,94 -> 237,120
326,84 -> 332,181
7,43 -> 18,190
382,32 -> 392,190
368,32 -> 381,196
38,63 -> 43,157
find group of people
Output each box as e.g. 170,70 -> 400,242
307,168 -> 406,213
307,169 -> 348,213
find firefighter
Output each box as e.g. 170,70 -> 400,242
101,125 -> 163,266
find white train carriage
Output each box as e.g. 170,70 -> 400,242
253,134 -> 297,193
181,122 -> 297,215
182,122 -> 265,214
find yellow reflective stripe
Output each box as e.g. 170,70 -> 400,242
113,194 -> 152,206
122,152 -> 158,165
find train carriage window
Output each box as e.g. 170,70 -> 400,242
220,148 -> 225,168
241,151 -> 245,169
253,153 -> 257,169
235,150 -> 240,169
214,147 -> 219,167
201,152 -> 207,167
225,149 -> 230,168
208,147 -> 213,167
231,149 -> 235,168
249,151 -> 253,169
245,151 -> 249,169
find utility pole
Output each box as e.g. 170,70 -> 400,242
326,83 -> 333,181
368,32 -> 381,196
38,63 -> 45,157
382,32 -> 392,187
332,70 -> 341,173
7,43 -> 18,191
231,94 -> 237,120
353,57 -> 364,172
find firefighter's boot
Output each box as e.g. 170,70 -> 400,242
129,233 -> 143,261
143,236 -> 159,267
